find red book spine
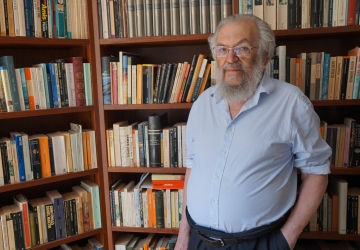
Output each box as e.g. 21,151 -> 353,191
65,57 -> 86,106
348,0 -> 356,25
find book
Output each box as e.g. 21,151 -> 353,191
80,180 -> 102,229
328,175 -> 348,234
0,56 -> 20,111
181,54 -> 199,102
40,197 -> 56,242
46,132 -> 67,175
186,54 -> 205,102
46,190 -> 66,239
148,113 -> 168,167
13,193 -> 31,249
64,57 -> 86,106
348,47 -> 360,99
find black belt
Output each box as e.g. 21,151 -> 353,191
186,207 -> 291,248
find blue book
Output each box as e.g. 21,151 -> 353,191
19,68 -> 30,110
10,132 -> 26,182
101,56 -> 118,105
46,190 -> 66,239
24,0 -> 33,36
321,53 -> 331,100
0,56 -> 20,111
49,63 -> 60,108
45,63 -> 54,108
55,0 -> 65,38
122,55 -> 128,104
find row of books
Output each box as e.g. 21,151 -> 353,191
0,56 -> 92,113
102,52 -> 213,105
0,123 -> 97,186
239,0 -> 360,30
0,0 -> 89,38
115,233 -> 177,250
106,114 -> 187,168
110,173 -> 184,228
315,175 -> 360,235
320,117 -> 360,168
0,180 -> 101,250
268,46 -> 360,100
97,0 -> 232,39
59,237 -> 104,250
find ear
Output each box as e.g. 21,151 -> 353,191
262,55 -> 270,70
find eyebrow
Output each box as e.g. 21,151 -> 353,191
216,38 -> 251,47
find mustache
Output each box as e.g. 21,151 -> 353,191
222,62 -> 248,72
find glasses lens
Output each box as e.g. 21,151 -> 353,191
234,46 -> 250,57
216,46 -> 228,57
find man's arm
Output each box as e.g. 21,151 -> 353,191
281,173 -> 328,249
175,168 -> 191,250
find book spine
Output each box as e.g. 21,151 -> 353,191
145,0 -> 153,36
101,56 -> 111,105
321,54 -> 330,100
180,0 -> 190,34
13,134 -> 26,182
340,57 -> 349,100
181,55 -> 198,102
171,0 -> 180,35
29,139 -> 42,180
155,191 -> 164,228
189,0 -> 200,34
44,203 -> 56,242
148,116 -> 162,167
135,0 -> 145,37
66,57 -> 86,106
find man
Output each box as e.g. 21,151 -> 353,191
175,14 -> 331,250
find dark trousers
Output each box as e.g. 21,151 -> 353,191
187,208 -> 290,250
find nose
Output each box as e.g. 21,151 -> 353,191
226,49 -> 239,64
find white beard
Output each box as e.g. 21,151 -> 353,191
215,58 -> 264,103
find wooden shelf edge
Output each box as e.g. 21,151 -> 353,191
108,167 -> 187,173
30,228 -> 103,250
299,231 -> 360,240
99,26 -> 360,46
112,226 -> 179,234
104,103 -> 193,110
0,169 -> 98,193
0,37 -> 90,47
312,100 -> 360,106
0,106 -> 94,119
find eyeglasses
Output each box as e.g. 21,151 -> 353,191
213,45 -> 258,58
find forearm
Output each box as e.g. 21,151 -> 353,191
175,168 -> 192,250
281,174 -> 328,248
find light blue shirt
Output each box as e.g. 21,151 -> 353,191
186,73 -> 331,233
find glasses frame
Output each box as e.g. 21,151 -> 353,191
213,45 -> 258,58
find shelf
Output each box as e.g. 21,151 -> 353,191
108,167 -> 187,173
30,228 -> 103,250
299,231 -> 360,240
104,103 -> 193,110
103,99 -> 360,110
0,37 -> 90,48
0,106 -> 94,119
330,167 -> 360,175
99,26 -> 360,47
112,226 -> 179,234
0,169 -> 98,193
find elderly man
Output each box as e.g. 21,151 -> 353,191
175,14 -> 332,250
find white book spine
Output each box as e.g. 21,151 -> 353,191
132,65 -> 137,104
15,69 -> 25,111
18,0 -> 26,36
101,0 -> 109,38
36,67 -> 47,109
65,63 -> 76,107
12,0 -> 20,36
276,45 -> 287,82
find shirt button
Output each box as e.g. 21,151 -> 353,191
211,199 -> 215,204
215,174 -> 219,178
212,224 -> 217,228
222,150 -> 226,155
228,127 -> 232,131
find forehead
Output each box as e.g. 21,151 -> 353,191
216,20 -> 259,46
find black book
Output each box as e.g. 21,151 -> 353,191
305,58 -> 311,98
153,64 -> 164,103
138,121 -> 149,167
288,0 -> 296,29
41,197 -> 56,242
148,113 -> 168,167
71,198 -> 78,235
47,136 -> 56,176
165,63 -> 178,103
155,63 -> 168,103
154,190 -> 165,228
160,63 -> 174,103
328,0 -> 333,26
169,129 -> 175,167
114,0 -> 120,38
9,204 -> 25,250
285,56 -> 290,83
354,124 -> 360,166
340,57 -> 349,100
353,194 -> 358,234
97,0 -> 103,39
181,54 -> 198,102
295,0 -> 302,28
310,0 -> 319,28
54,60 -> 69,107
326,126 -> 337,167
172,126 -> 178,167
347,194 -> 352,234
356,0 -> 360,25
0,141 -> 10,184
3,0 -> 9,36
142,65 -> 153,104
28,138 -> 42,180
273,55 -> 279,79
318,0 -> 323,27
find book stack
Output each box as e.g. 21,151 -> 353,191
0,123 -> 97,186
109,174 -> 184,228
101,52 -> 211,105
0,181 -> 101,249
0,0 -> 89,38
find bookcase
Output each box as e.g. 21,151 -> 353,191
90,0 -> 360,247
3,0 -> 360,249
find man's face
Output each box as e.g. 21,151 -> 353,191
215,20 -> 260,86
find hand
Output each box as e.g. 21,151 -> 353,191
175,220 -> 191,250
280,228 -> 297,250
